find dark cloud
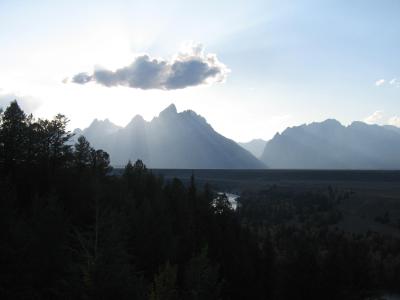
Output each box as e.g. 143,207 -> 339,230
72,72 -> 93,84
72,43 -> 229,90
165,58 -> 221,89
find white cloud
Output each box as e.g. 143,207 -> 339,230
389,78 -> 400,87
388,116 -> 400,127
72,42 -> 229,90
364,110 -> 384,124
374,78 -> 400,88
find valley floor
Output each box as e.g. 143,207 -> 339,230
149,169 -> 400,237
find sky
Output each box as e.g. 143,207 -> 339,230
0,0 -> 399,142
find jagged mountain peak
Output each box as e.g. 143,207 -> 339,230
159,103 -> 178,118
86,118 -> 120,132
74,105 -> 264,169
181,109 -> 209,125
127,114 -> 146,126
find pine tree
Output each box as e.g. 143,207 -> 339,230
74,136 -> 93,171
0,100 -> 28,173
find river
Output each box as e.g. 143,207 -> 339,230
217,192 -> 240,210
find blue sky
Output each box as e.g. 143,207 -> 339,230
0,0 -> 399,141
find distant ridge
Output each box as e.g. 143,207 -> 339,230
260,119 -> 400,169
239,139 -> 267,158
75,104 -> 265,169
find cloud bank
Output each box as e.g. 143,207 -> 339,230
72,43 -> 229,90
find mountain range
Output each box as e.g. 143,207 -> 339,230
74,105 -> 400,169
74,104 -> 264,169
260,119 -> 400,169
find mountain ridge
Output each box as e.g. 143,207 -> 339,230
74,108 -> 400,170
238,139 -> 267,158
75,104 -> 265,169
260,119 -> 400,169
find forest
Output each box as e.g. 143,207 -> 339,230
1,101 -> 400,300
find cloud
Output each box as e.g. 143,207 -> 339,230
72,72 -> 93,84
364,110 -> 384,124
71,42 -> 229,90
389,78 -> 400,87
374,78 -> 400,88
388,116 -> 400,127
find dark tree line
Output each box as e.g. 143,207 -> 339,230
0,101 -> 267,299
0,101 -> 399,299
237,187 -> 400,299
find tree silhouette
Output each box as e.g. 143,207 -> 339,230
74,135 -> 93,171
91,149 -> 111,176
0,100 -> 27,174
0,100 -> 399,299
